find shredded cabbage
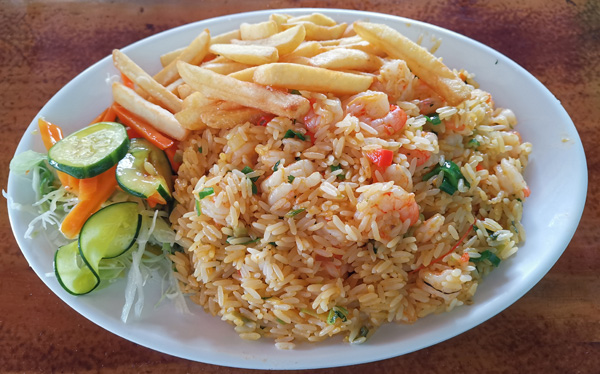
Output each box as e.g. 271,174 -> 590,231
9,150 -> 47,175
8,154 -> 190,322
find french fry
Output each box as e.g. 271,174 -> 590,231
231,25 -> 306,56
284,22 -> 347,41
342,23 -> 356,37
209,44 -> 279,65
321,40 -> 386,57
353,21 -> 471,106
211,29 -> 241,44
154,29 -> 210,86
228,66 -> 258,82
309,48 -> 382,71
287,13 -> 336,26
277,55 -> 313,66
201,57 -> 252,75
240,20 -> 278,40
253,63 -> 373,95
112,49 -> 182,113
112,82 -> 189,140
174,108 -> 205,130
281,41 -> 323,58
177,84 -> 194,100
165,78 -> 184,94
160,47 -> 184,67
177,92 -> 264,130
270,13 -> 292,31
177,61 -> 310,119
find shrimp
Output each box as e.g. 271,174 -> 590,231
355,184 -> 420,241
417,268 -> 466,300
494,158 -> 528,196
399,148 -> 431,167
414,213 -> 445,242
381,163 -> 413,191
345,91 -> 407,136
302,94 -> 343,132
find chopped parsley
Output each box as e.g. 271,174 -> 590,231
198,187 -> 214,199
470,250 -> 501,267
422,160 -> 470,195
241,166 -> 259,194
283,129 -> 307,141
273,160 -> 281,172
287,175 -> 295,183
290,89 -> 301,95
330,164 -> 345,180
467,138 -> 480,149
424,113 -> 441,125
326,306 -> 348,324
285,208 -> 306,218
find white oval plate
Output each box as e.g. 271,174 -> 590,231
7,8 -> 587,370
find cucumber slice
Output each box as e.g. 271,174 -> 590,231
79,202 -> 142,274
48,122 -> 129,179
116,138 -> 173,202
54,241 -> 100,295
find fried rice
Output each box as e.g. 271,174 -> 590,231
168,29 -> 531,349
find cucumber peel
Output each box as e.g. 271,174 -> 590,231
48,122 -> 129,179
54,202 -> 142,295
116,138 -> 173,203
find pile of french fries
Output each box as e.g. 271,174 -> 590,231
110,13 -> 471,138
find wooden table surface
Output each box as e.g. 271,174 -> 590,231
1,1 -> 598,373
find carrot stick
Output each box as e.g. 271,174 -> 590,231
126,126 -> 142,139
89,108 -> 108,125
60,166 -> 117,239
146,191 -> 167,208
164,142 -> 181,172
101,105 -> 117,122
38,118 -> 80,194
111,104 -> 174,150
122,73 -> 135,89
38,118 -> 64,149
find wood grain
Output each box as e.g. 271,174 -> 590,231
1,1 -> 599,373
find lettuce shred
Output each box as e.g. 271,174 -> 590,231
8,155 -> 190,322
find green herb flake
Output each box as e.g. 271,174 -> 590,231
287,175 -> 295,183
198,187 -> 214,199
269,242 -> 277,247
273,160 -> 281,172
283,129 -> 306,141
241,166 -> 259,182
276,318 -> 288,325
488,231 -> 500,241
358,326 -> 369,338
261,296 -> 272,300
290,89 -> 301,95
195,200 -> 202,216
422,160 -> 469,195
198,146 -> 203,153
471,250 -> 501,267
467,138 -> 481,149
369,239 -> 378,254
285,208 -> 306,218
425,113 -> 441,125
326,306 -> 348,325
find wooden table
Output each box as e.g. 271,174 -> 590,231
1,1 -> 598,372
